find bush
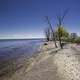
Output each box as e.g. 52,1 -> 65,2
63,37 -> 80,43
60,37 -> 80,43
75,38 -> 80,44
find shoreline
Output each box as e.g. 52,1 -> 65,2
0,41 -> 45,78
0,42 -> 80,80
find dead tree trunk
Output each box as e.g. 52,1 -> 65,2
57,9 -> 69,49
46,16 -> 57,48
45,27 -> 50,41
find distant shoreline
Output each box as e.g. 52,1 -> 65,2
0,38 -> 45,41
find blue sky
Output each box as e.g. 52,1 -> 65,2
0,0 -> 80,39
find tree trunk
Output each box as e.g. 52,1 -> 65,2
58,27 -> 63,49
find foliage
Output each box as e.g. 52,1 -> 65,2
63,36 -> 80,43
55,26 -> 69,40
75,37 -> 80,43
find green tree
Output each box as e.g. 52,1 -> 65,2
57,9 -> 69,49
56,26 -> 69,40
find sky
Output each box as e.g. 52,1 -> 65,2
0,0 -> 80,39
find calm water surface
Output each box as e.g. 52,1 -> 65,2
0,39 -> 44,63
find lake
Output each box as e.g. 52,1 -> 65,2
0,39 -> 44,76
0,39 -> 44,64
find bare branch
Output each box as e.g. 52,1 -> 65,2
45,27 -> 50,41
61,9 -> 69,22
56,9 -> 69,49
45,16 -> 57,48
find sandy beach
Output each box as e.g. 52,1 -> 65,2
0,42 -> 80,80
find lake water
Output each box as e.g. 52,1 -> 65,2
0,39 -> 45,75
0,39 -> 44,63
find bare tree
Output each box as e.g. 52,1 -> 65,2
57,9 -> 69,49
45,16 -> 57,48
45,27 -> 50,41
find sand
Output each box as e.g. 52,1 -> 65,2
0,42 -> 80,80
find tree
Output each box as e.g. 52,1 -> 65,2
57,9 -> 69,49
45,27 -> 51,41
45,16 -> 57,48
56,26 -> 69,40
